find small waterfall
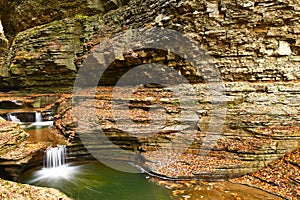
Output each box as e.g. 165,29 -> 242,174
44,145 -> 67,168
4,111 -> 53,128
35,112 -> 43,122
7,113 -> 21,122
29,145 -> 80,182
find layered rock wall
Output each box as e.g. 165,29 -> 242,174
0,1 -> 299,198
0,117 -> 46,180
0,0 -> 129,41
5,0 -> 296,179
0,0 -> 299,89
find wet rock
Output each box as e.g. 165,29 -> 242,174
232,148 -> 300,200
0,0 -> 128,41
0,100 -> 22,109
0,32 -> 8,55
153,178 -> 282,200
0,20 -> 8,80
0,93 -> 61,109
0,0 -> 299,199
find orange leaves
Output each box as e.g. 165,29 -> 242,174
232,148 -> 300,200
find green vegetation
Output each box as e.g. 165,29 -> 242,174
74,13 -> 88,20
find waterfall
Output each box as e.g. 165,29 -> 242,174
28,145 -> 80,182
35,112 -> 43,122
29,145 -> 80,184
44,145 -> 67,168
7,113 -> 21,122
5,111 -> 53,128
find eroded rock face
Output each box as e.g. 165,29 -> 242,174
0,20 -> 8,78
51,82 -> 300,180
0,0 -> 299,90
233,148 -> 300,200
0,0 -> 299,199
0,0 -> 129,41
0,117 -> 46,180
0,32 -> 7,54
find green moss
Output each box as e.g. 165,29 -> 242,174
277,86 -> 281,92
75,13 -> 88,20
172,100 -> 180,107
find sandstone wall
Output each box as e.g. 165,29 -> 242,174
0,1 -> 299,198
0,0 -> 299,90
0,0 -> 130,41
0,117 -> 46,180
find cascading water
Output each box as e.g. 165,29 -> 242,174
30,111 -> 53,127
44,145 -> 67,168
5,111 -> 54,128
29,145 -> 80,182
7,113 -> 21,122
35,112 -> 43,122
21,147 -> 173,200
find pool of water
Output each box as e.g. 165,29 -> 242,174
25,126 -> 65,146
0,107 -> 173,199
19,161 -> 175,200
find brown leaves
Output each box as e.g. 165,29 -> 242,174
232,148 -> 300,200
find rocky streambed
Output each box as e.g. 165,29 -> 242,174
0,86 -> 299,199
0,117 -> 46,180
53,83 -> 300,199
0,115 -> 70,199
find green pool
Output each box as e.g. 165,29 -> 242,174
19,161 -> 175,200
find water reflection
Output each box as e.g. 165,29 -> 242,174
20,161 -> 175,200
25,127 -> 65,146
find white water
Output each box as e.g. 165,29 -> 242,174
28,111 -> 54,128
29,145 -> 80,183
35,112 -> 43,122
44,145 -> 66,168
0,20 -> 3,33
6,111 -> 54,128
27,121 -> 54,127
7,113 -> 21,122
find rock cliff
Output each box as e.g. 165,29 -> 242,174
0,0 -> 299,90
0,0 -> 299,199
0,0 -> 129,41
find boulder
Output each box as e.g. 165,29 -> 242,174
0,178 -> 71,200
0,117 -> 46,180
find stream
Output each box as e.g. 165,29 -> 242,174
19,160 -> 175,200
1,107 -> 283,200
6,108 -> 174,200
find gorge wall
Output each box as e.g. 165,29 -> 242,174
0,0 -> 130,41
0,0 -> 299,89
0,0 -> 299,199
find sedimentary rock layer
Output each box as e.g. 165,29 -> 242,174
0,0 -> 299,90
